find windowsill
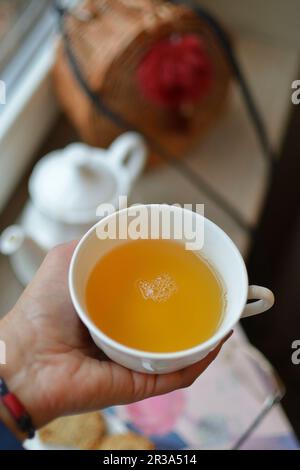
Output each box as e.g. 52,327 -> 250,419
0,40 -> 59,212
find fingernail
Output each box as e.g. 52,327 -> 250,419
222,330 -> 234,343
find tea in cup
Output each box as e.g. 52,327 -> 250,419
69,204 -> 274,374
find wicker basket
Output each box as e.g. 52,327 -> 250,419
53,0 -> 231,164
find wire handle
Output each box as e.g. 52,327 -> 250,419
54,0 -> 275,235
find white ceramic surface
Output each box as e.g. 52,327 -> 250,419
0,133 -> 146,285
69,205 -> 274,374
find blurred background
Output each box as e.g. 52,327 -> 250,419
1,0 -> 300,450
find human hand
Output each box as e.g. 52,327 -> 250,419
0,242 -> 231,429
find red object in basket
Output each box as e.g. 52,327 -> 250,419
137,34 -> 214,108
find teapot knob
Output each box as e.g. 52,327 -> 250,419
65,144 -> 94,177
73,158 -> 94,177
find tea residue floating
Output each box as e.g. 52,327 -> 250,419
137,273 -> 177,303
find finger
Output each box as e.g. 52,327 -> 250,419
36,239 -> 79,287
78,330 -> 233,411
47,239 -> 79,265
152,330 -> 233,397
179,330 -> 233,388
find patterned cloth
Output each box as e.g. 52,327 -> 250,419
107,327 -> 299,450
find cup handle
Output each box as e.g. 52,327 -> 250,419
109,132 -> 147,183
241,285 -> 275,318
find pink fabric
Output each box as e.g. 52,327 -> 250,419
126,390 -> 186,435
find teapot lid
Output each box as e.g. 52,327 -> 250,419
29,143 -> 120,224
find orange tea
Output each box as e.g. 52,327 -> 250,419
85,239 -> 224,353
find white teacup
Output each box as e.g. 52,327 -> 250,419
69,204 -> 274,374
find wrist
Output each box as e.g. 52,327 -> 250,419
0,309 -> 45,429
0,396 -> 29,442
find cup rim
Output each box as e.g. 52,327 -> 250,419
69,204 -> 249,360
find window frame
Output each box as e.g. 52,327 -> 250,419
0,1 -> 59,212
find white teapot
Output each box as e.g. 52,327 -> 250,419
0,132 -> 146,285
